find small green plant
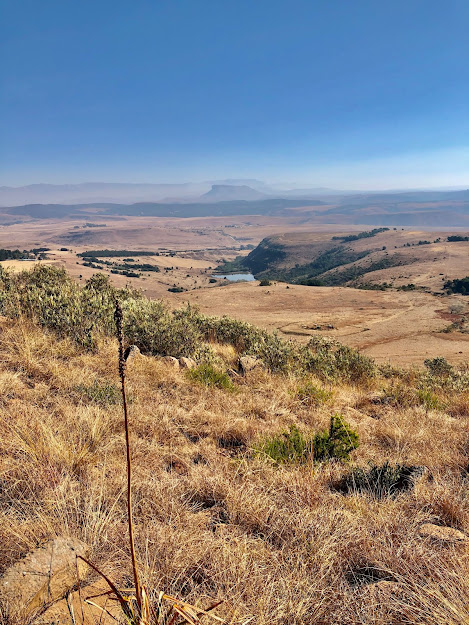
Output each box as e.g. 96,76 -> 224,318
255,417 -> 358,465
254,425 -> 311,464
259,279 -> 271,286
335,461 -> 424,499
295,381 -> 332,406
186,363 -> 235,391
313,415 -> 359,462
380,382 -> 443,411
75,380 -> 120,405
416,388 -> 443,411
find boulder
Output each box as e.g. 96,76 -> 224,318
0,537 -> 89,623
239,355 -> 262,374
123,344 -> 141,362
179,357 -> 196,369
162,356 -> 180,369
40,579 -> 120,625
418,523 -> 468,543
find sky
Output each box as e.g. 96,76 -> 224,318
1,0 -> 468,189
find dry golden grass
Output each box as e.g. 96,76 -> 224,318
0,318 -> 469,624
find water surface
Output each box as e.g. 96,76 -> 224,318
212,273 -> 255,282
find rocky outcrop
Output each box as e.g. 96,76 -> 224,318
40,579 -> 120,625
0,537 -> 89,623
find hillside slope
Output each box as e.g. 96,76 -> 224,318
0,267 -> 469,624
236,228 -> 469,291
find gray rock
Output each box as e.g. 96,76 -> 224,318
239,355 -> 262,374
0,536 -> 89,623
124,344 -> 141,361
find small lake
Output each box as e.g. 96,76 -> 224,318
212,273 -> 255,282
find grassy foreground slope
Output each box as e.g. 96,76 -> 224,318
1,267 -> 469,624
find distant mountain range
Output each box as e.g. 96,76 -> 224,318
0,185 -> 468,226
2,180 -> 466,207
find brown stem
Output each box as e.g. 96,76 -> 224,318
114,300 -> 141,610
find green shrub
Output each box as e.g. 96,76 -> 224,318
254,425 -> 311,465
259,279 -> 271,287
303,337 -> 375,383
255,416 -> 358,465
380,382 -> 443,410
313,415 -> 359,462
424,357 -> 453,377
416,388 -> 443,411
335,462 -> 424,499
123,299 -> 202,359
295,381 -> 332,406
186,363 -> 235,391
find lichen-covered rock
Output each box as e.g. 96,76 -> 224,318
124,344 -> 141,361
179,357 -> 196,369
0,537 -> 89,623
239,355 -> 262,374
418,523 -> 468,543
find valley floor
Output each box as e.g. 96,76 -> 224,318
178,281 -> 469,366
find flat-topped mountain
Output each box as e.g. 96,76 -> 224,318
200,184 -> 268,202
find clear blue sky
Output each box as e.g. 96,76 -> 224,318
1,0 -> 468,188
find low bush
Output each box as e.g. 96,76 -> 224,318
313,415 -> 359,462
186,363 -> 235,391
295,381 -> 332,406
379,382 -> 443,411
254,425 -> 311,465
424,357 -> 453,377
335,461 -> 424,499
255,416 -> 359,465
74,380 -> 121,406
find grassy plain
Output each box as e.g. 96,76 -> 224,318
178,282 -> 469,366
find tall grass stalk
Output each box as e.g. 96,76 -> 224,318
115,299 -> 142,610
76,301 -> 224,624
